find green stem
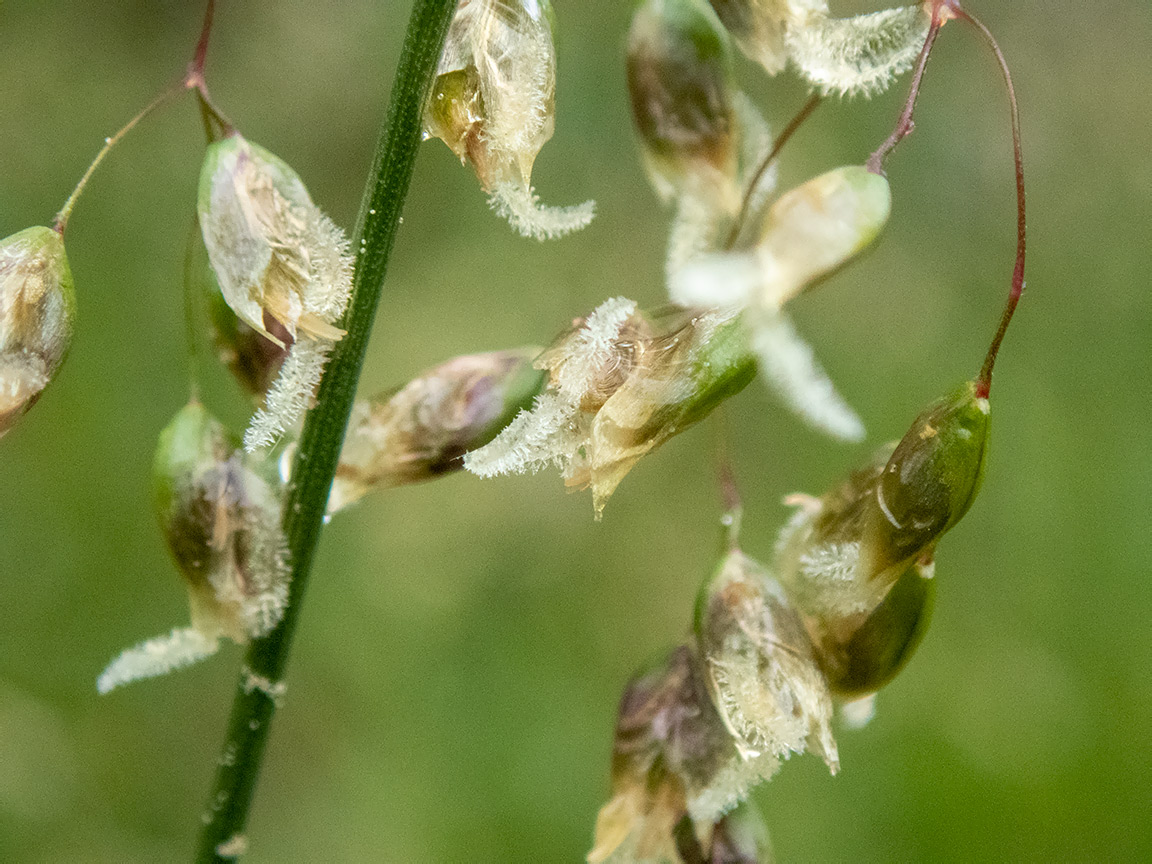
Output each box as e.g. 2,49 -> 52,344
192,1 -> 457,859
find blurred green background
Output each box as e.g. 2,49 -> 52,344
2,1 -> 1150,861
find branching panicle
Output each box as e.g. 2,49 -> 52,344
4,1 -> 1032,858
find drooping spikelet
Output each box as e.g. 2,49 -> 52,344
627,0 -> 776,281
464,297 -> 641,479
590,546 -> 836,864
189,226 -> 290,399
328,348 -> 545,511
0,226 -> 75,437
197,133 -> 354,450
774,381 -> 990,696
97,402 -> 290,693
465,300 -> 756,517
693,549 -> 838,813
787,5 -> 930,97
424,0 -> 595,239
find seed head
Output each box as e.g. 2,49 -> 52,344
588,645 -> 732,864
590,634 -> 787,863
425,0 -> 595,239
0,226 -> 75,437
197,133 -> 353,449
153,401 -> 290,641
694,549 -> 838,782
97,402 -> 290,693
628,0 -> 738,204
328,348 -> 545,512
465,300 -> 756,517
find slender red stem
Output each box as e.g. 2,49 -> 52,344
866,3 -> 951,175
965,8 -> 1026,399
724,94 -> 822,249
190,0 -> 216,77
185,0 -> 233,138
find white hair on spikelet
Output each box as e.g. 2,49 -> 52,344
669,251 -> 764,310
434,0 -> 597,239
665,193 -> 727,283
465,297 -> 636,477
489,182 -> 596,241
97,628 -> 220,694
244,337 -> 331,451
472,0 -> 556,157
788,6 -> 930,97
199,135 -> 354,453
749,311 -> 864,441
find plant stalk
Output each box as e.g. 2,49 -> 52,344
192,1 -> 457,859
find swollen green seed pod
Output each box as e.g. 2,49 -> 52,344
0,226 -> 75,436
774,380 -> 989,695
198,132 -> 354,450
816,557 -> 936,697
97,402 -> 290,693
425,0 -> 594,239
327,348 -> 546,512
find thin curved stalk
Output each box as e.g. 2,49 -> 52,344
193,1 -> 457,859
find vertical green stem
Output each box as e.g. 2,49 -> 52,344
193,1 -> 456,859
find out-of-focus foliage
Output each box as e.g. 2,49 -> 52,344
0,1 -> 1149,861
